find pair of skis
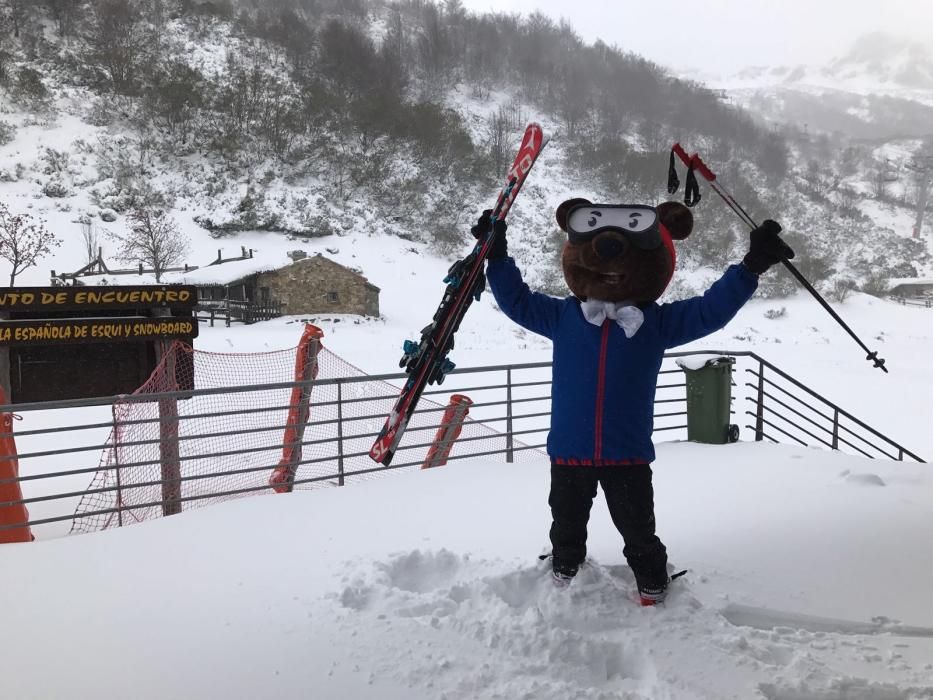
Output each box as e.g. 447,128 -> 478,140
369,123 -> 549,465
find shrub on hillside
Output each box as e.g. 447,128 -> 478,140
42,177 -> 72,198
0,121 -> 15,146
12,67 -> 50,107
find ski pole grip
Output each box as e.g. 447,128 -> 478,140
689,152 -> 717,182
672,143 -> 691,167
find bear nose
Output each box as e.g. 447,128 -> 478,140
593,233 -> 629,261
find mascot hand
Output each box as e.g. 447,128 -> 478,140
742,220 -> 795,275
471,209 -> 508,260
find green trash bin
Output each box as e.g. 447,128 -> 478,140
676,356 -> 739,445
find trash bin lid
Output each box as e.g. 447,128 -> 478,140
675,355 -> 735,371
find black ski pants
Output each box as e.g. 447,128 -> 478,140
548,462 -> 668,588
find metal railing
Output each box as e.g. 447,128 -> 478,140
740,353 -> 923,462
0,351 -> 923,540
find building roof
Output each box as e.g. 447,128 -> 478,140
887,278 -> 933,287
65,253 -> 379,291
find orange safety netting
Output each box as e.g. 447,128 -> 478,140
71,325 -> 541,534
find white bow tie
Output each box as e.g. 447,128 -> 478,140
580,299 -> 645,338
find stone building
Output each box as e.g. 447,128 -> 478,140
887,277 -> 933,299
196,254 -> 380,318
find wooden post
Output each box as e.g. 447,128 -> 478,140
0,311 -> 10,401
154,307 -> 182,516
111,403 -> 124,528
158,350 -> 181,516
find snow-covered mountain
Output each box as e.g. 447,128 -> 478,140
724,33 -> 933,96
693,33 -> 933,139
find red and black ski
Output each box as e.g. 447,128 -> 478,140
370,123 -> 549,465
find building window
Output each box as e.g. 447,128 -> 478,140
326,291 -> 339,303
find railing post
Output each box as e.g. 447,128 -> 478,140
506,368 -> 514,463
831,408 -> 840,450
337,380 -> 345,486
754,361 -> 765,441
112,402 -> 124,528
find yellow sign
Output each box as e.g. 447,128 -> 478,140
0,318 -> 198,346
0,286 -> 197,311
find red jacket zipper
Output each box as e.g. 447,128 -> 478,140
594,321 -> 610,461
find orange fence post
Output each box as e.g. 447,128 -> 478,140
269,324 -> 324,493
0,386 -> 33,543
422,394 -> 473,469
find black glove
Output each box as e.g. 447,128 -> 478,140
742,220 -> 795,275
471,209 -> 508,260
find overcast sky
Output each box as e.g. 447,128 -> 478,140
458,0 -> 933,75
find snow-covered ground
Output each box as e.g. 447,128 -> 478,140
3,443 -> 933,700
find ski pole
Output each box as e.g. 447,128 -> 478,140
670,144 -> 888,374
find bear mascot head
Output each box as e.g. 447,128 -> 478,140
555,199 -> 694,304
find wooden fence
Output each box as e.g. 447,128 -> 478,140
196,300 -> 285,326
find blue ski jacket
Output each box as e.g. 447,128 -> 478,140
486,258 -> 758,465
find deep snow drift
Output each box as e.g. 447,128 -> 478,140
3,442 -> 932,700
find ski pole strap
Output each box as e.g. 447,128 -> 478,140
684,161 -> 702,207
667,148 -> 680,195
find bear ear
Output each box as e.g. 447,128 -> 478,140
657,201 -> 693,241
555,198 -> 592,232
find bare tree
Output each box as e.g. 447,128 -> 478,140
0,203 -> 61,286
111,208 -> 188,282
830,278 -> 856,303
486,106 -> 514,178
4,0 -> 29,38
907,141 -> 933,238
88,0 -> 151,94
803,159 -> 841,198
80,219 -> 101,265
870,163 -> 889,200
45,0 -> 82,37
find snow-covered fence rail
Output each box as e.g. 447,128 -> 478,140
0,353 -> 923,541
891,295 -> 933,309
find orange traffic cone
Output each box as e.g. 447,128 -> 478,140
0,386 -> 33,543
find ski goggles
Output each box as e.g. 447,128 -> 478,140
564,204 -> 663,249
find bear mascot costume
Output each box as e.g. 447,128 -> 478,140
473,198 -> 793,604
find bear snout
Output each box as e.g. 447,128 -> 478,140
593,232 -> 629,261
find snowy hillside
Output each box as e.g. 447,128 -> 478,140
0,86 -> 579,293
3,444 -> 933,700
